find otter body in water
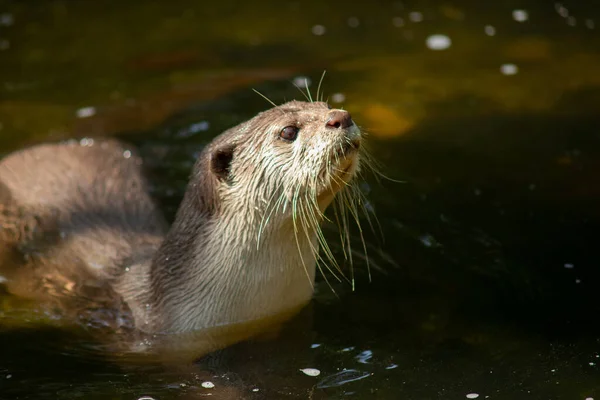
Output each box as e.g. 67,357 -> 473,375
0,101 -> 362,337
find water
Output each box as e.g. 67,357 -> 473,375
1,0 -> 600,398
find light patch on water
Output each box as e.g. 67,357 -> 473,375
0,13 -> 14,27
586,19 -> 595,29
567,16 -> 576,26
76,106 -> 96,118
316,369 -> 371,388
512,10 -> 529,22
356,350 -> 373,364
312,25 -> 326,36
392,17 -> 404,27
564,263 -> 574,269
311,343 -> 322,348
252,388 -> 260,392
484,25 -> 496,36
6,374 -> 12,379
586,398 -> 595,400
201,381 -> 215,388
500,63 -> 518,75
555,3 -> 569,17
341,346 -> 355,352
331,93 -> 346,103
137,397 -> 156,400
347,17 -> 360,28
178,121 -> 210,138
466,394 -> 480,399
300,368 -> 321,376
426,34 -> 451,50
293,76 -> 312,88
409,12 -> 423,22
575,279 -> 581,284
386,363 -> 398,370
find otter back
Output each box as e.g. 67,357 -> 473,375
0,138 -> 167,302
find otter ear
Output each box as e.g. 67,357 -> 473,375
210,143 -> 236,181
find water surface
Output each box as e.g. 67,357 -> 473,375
1,0 -> 600,399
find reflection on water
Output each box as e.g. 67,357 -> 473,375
1,0 -> 600,399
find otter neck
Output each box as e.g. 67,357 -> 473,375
143,191 -> 319,334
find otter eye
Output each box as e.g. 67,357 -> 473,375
280,126 -> 299,141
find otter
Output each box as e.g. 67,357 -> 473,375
0,100 -> 363,340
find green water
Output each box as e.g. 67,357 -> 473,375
1,0 -> 600,398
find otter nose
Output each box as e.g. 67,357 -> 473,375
325,110 -> 354,129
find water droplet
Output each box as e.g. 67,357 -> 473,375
137,397 -> 155,400
201,381 -> 215,388
500,63 -> 518,75
79,138 -> 95,147
347,17 -> 359,28
484,25 -> 496,36
293,76 -> 312,88
466,394 -> 480,399
123,150 -> 132,159
426,34 -> 451,50
252,388 -> 260,392
392,17 -> 404,27
331,93 -> 345,103
312,25 -> 326,35
512,10 -> 528,22
0,13 -> 14,27
76,107 -> 96,118
300,368 -> 321,376
555,3 -> 569,18
409,12 -> 423,22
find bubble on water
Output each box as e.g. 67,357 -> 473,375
331,93 -> 346,103
0,40 -> 9,50
586,19 -> 595,29
466,394 -> 480,399
201,381 -> 215,388
293,76 -> 312,88
312,25 -> 326,36
512,10 -> 528,22
484,25 -> 496,36
137,397 -> 155,400
426,34 -> 451,50
392,17 -> 404,27
76,106 -> 96,118
300,368 -> 321,377
347,17 -> 360,28
409,12 -> 423,22
0,13 -> 14,27
500,63 -> 518,75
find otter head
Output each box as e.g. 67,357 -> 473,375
196,101 -> 362,229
